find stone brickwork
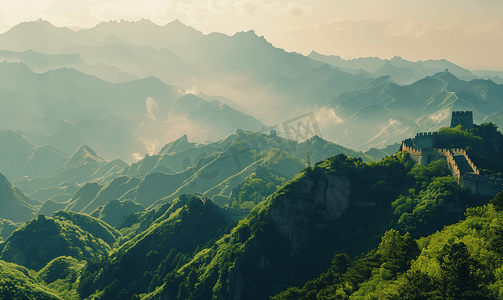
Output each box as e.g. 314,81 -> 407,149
413,132 -> 440,149
400,110 -> 502,197
462,174 -> 503,197
401,141 -> 502,197
401,141 -> 448,166
452,148 -> 480,174
450,111 -> 473,129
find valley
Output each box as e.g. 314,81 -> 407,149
0,18 -> 503,300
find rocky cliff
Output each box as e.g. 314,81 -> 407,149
226,172 -> 352,299
153,163 -> 354,300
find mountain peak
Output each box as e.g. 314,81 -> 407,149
62,145 -> 104,168
431,68 -> 459,81
77,144 -> 99,156
314,63 -> 333,72
0,130 -> 37,149
233,29 -> 259,38
169,19 -> 183,25
390,55 -> 408,63
158,134 -> 194,154
1,18 -> 75,51
31,18 -> 54,26
0,171 -> 11,187
17,18 -> 59,29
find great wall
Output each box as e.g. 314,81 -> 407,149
401,111 -> 503,197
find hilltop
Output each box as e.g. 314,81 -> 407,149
0,121 -> 501,298
1,17 -> 503,300
1,19 -> 503,154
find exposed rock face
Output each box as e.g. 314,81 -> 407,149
226,172 -> 352,300
151,169 -> 353,300
268,174 -> 351,256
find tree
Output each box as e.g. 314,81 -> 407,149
303,152 -> 312,168
378,229 -> 420,280
490,191 -> 503,212
390,269 -> 439,300
437,241 -> 488,300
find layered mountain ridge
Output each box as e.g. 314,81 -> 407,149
1,19 -> 502,153
1,17 -> 503,300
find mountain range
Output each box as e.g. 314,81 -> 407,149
0,128 -> 374,222
1,18 -> 503,299
0,60 -> 265,162
1,19 -> 502,153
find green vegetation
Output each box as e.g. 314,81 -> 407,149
3,20 -> 503,300
0,125 -> 501,299
438,123 -> 503,175
0,213 -> 117,270
36,256 -> 85,299
273,192 -> 503,299
143,153 -> 478,300
0,151 -> 486,299
0,260 -> 61,300
77,195 -> 234,299
90,199 -> 145,228
390,160 -> 471,236
228,167 -> 287,209
271,229 -> 421,300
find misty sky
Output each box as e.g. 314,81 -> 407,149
0,0 -> 502,70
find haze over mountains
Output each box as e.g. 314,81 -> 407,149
0,18 -> 502,158
0,17 -> 502,220
1,17 -> 503,300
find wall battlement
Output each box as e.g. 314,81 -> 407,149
401,140 -> 501,197
400,110 -> 501,196
450,111 -> 473,128
415,132 -> 440,137
413,132 -> 439,148
452,111 -> 473,116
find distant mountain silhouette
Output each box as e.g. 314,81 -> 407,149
0,19 -> 97,52
90,199 -> 145,228
318,69 -> 503,150
0,130 -> 38,181
308,51 -> 385,72
0,61 -> 265,161
0,172 -> 37,222
77,18 -> 203,50
308,51 -> 478,85
12,143 -> 127,195
0,18 -> 502,159
373,61 -> 417,84
0,49 -> 137,82
158,134 -> 196,154
61,145 -> 105,168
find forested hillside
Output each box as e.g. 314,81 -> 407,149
1,123 -> 502,299
1,17 -> 503,300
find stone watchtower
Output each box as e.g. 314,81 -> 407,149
413,132 -> 439,148
450,111 -> 473,129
